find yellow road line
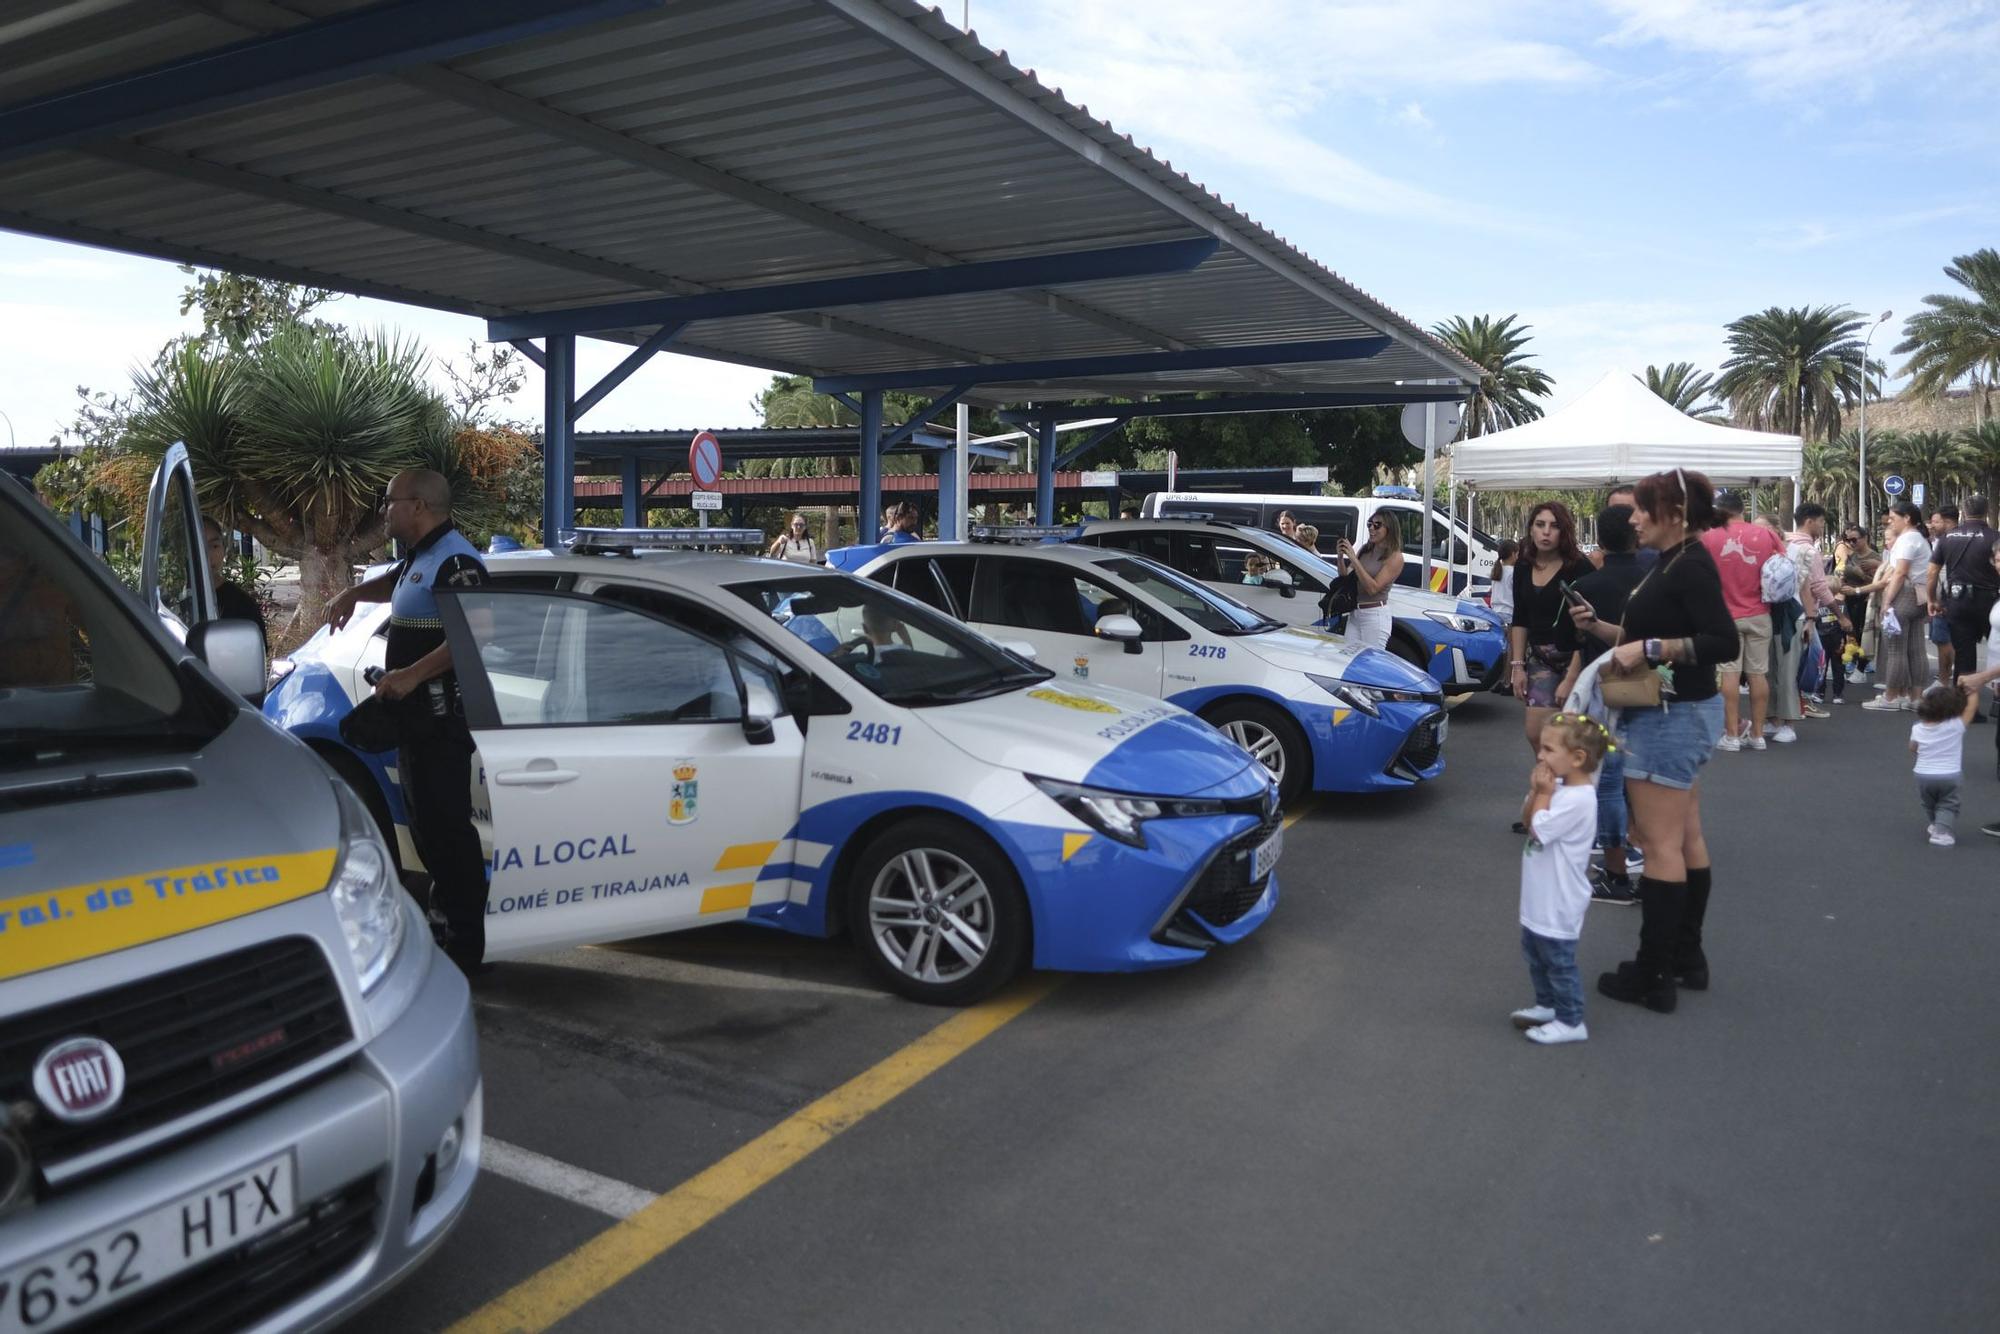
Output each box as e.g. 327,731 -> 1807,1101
448,974 -> 1061,1334
1283,797 -> 1314,830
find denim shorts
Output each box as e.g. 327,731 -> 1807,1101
1616,695 -> 1724,791
1929,615 -> 1953,646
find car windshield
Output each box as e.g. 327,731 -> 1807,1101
0,489 -> 212,768
1090,555 -> 1279,635
728,573 -> 1050,706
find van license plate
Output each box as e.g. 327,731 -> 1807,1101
1252,828 -> 1284,880
0,1152 -> 294,1334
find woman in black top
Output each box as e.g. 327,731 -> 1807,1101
1568,469 -> 1738,1015
1508,502 -> 1594,760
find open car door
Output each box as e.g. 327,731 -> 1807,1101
141,442 -> 266,697
436,586 -> 807,958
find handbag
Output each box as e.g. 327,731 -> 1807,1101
1320,570 -> 1359,620
1597,594 -> 1664,709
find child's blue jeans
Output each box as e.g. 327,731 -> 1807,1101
1521,927 -> 1585,1026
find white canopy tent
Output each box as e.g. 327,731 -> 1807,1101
1452,369 -> 1802,490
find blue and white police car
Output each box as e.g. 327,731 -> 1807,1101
855,532 -> 1447,806
265,530 -> 1281,1005
1072,518 -> 1505,694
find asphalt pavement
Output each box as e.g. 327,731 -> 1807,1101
359,687 -> 2000,1334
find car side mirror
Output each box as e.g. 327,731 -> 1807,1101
742,716 -> 777,746
188,618 -> 267,699
1094,614 -> 1144,654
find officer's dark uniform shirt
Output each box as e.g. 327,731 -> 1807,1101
385,521 -> 487,673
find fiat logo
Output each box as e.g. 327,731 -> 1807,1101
31,1037 -> 126,1124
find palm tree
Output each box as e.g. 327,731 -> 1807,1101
1802,433 -> 1860,520
1959,421 -> 2000,500
1715,305 -> 1875,442
1642,362 -> 1725,421
124,324 -> 477,631
1429,314 -> 1554,438
1894,248 -> 2000,428
1878,429 -> 1977,504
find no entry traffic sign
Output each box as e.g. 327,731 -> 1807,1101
689,430 -> 722,490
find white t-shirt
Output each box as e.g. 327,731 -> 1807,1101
1489,568 -> 1514,621
1987,598 -> 2000,655
1890,530 -> 1932,596
1911,717 -> 1967,777
1519,782 -> 1598,940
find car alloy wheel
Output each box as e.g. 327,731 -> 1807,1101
1220,718 -> 1285,783
867,848 -> 992,984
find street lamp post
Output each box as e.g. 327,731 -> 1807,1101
1859,309 -> 1891,531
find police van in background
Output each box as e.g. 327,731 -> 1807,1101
1140,491 -> 1499,597
1,451 -> 479,1333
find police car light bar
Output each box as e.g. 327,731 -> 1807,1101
967,524 -> 1081,545
564,527 -> 766,554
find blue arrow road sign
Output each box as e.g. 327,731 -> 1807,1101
1883,474 -> 1906,496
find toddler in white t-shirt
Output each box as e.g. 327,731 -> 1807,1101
1512,714 -> 1608,1045
1911,683 -> 1981,846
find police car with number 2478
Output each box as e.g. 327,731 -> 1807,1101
264,529 -> 1283,1005
853,530 -> 1448,806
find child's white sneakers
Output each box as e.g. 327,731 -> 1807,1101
1525,1020 -> 1589,1044
1510,1005 -> 1556,1029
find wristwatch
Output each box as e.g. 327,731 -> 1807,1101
1643,638 -> 1664,666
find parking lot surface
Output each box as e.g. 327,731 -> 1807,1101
359,693 -> 2000,1333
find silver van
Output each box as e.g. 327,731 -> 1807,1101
1,451 -> 479,1332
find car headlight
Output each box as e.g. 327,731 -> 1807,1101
328,777 -> 407,993
1424,610 -> 1488,634
1028,775 -> 1226,848
1306,673 -> 1437,717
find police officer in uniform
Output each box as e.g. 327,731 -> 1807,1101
326,469 -> 491,972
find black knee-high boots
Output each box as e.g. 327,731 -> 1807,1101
1675,865 -> 1712,989
1597,876 -> 1684,1013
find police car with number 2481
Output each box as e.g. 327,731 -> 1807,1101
264,529 -> 1283,1005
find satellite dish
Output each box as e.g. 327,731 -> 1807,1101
1401,401 -> 1465,449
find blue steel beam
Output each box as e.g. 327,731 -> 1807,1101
828,393 -> 865,418
1055,420 -> 1129,470
1035,417 -> 1060,523
484,238 -> 1218,340
572,323 -> 685,421
814,337 -> 1393,396
859,392 -> 885,547
0,0 -> 662,165
878,386 -> 975,452
997,388 -> 1463,424
542,335 -> 576,550
509,339 -> 546,370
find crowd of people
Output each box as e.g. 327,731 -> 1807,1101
1495,471 -> 2000,1045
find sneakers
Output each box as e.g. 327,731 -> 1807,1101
1742,733 -> 1767,750
1930,829 -> 1957,847
1525,1020 -> 1589,1044
1802,702 -> 1829,719
1770,724 -> 1797,744
1625,846 -> 1646,876
1716,732 -> 1743,752
1982,821 -> 2000,840
1590,871 -> 1639,906
1861,696 -> 1902,712
1828,695 -> 1844,705
1511,1005 -> 1556,1029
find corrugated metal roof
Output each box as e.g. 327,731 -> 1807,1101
0,0 -> 1480,400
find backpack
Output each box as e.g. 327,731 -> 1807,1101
1760,547 -> 1799,605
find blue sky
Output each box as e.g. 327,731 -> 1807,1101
2,0 -> 1995,450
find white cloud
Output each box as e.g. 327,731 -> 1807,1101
1760,202 -> 1986,252
976,0 -> 1595,234
1597,0 -> 2000,96
1394,101 -> 1433,129
1506,299 -> 1732,411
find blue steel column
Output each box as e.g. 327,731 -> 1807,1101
859,390 -> 884,544
542,334 -> 575,547
1036,414 -> 1058,524
620,454 -> 641,528
937,443 -> 960,538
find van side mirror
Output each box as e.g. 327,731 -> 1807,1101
742,716 -> 777,745
188,618 -> 267,699
1094,613 -> 1144,654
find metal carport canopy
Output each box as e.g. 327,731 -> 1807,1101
0,0 -> 1479,538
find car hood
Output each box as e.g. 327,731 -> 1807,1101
0,712 -> 342,982
1240,627 -> 1441,692
922,680 -> 1268,799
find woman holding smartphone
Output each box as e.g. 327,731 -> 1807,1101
1508,502 -> 1595,764
1336,512 -> 1405,650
